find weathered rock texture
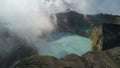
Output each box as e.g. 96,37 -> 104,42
55,11 -> 120,37
91,23 -> 120,51
56,11 -> 89,37
15,47 -> 120,68
15,55 -> 57,68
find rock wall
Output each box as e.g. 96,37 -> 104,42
91,23 -> 120,51
15,47 -> 120,68
55,11 -> 120,37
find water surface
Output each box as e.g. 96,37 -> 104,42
38,32 -> 92,58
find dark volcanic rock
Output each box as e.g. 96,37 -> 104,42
56,11 -> 120,28
56,11 -> 86,30
86,13 -> 120,26
15,47 -> 120,68
82,51 -> 119,68
56,11 -> 89,37
15,54 -> 86,68
55,11 -> 120,37
105,47 -> 120,67
57,54 -> 86,68
91,23 -> 120,51
15,55 -> 57,68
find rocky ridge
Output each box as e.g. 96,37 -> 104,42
15,47 -> 120,68
91,23 -> 120,51
55,11 -> 120,37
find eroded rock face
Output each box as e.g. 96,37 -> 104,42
55,11 -> 120,37
15,54 -> 86,68
15,47 -> 120,68
14,55 -> 57,68
56,11 -> 89,37
91,23 -> 120,51
105,47 -> 120,67
57,54 -> 86,68
82,51 -> 119,68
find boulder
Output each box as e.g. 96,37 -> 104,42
57,54 -> 86,68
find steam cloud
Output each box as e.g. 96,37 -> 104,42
0,0 -> 120,57
0,0 -> 120,39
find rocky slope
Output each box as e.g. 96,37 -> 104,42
14,47 -> 120,68
91,23 -> 120,51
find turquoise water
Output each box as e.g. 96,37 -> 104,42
38,32 -> 92,58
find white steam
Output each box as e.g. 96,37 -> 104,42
0,0 -> 55,41
0,0 -> 120,58
0,0 -> 120,40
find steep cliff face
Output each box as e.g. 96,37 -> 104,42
91,26 -> 103,51
56,11 -> 89,37
86,14 -> 120,26
91,23 -> 120,51
56,11 -> 120,28
15,47 -> 120,68
55,11 -> 120,37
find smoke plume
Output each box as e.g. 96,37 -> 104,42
0,0 -> 120,39
0,0 -> 120,58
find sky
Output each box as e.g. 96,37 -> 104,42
88,0 -> 120,15
56,0 -> 120,15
